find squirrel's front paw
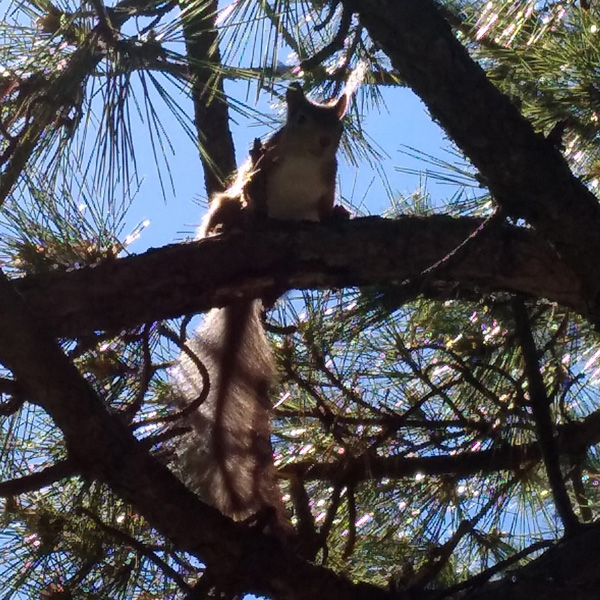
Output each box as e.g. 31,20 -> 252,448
328,204 -> 352,221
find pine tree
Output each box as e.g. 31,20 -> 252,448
0,1 -> 600,599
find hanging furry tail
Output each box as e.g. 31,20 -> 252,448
170,299 -> 293,537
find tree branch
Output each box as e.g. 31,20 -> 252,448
79,507 -> 192,593
461,523 -> 600,600
1,255 -> 597,600
16,216 -> 582,339
512,299 -> 580,535
281,406 -> 600,483
0,0 -> 148,204
438,539 -> 554,598
300,7 -> 353,71
0,267 -> 395,600
0,460 -> 76,496
345,0 -> 600,323
181,0 -> 236,195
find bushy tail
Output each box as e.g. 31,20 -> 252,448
171,300 -> 293,536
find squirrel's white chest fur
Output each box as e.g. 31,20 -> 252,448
265,155 -> 329,221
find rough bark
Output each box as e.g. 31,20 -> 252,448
2,1 -> 600,597
16,216 -> 581,338
0,269 -> 392,600
181,0 -> 237,195
345,0 -> 600,323
1,211 -> 595,598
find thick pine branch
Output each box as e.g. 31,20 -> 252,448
2,2 -> 599,597
181,0 -> 236,195
345,0 -> 600,323
0,268 -> 393,600
2,214 -> 596,597
16,216 -> 581,338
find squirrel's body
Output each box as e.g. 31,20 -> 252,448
171,85 -> 347,537
265,153 -> 334,220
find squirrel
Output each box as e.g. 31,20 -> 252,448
170,84 -> 348,539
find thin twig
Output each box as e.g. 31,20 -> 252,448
435,539 -> 554,599
342,484 -> 357,558
314,483 -> 346,566
412,481 -> 513,591
301,8 -> 353,71
79,506 -> 192,593
569,458 -> 593,523
158,324 -> 210,421
123,323 -> 155,422
0,460 -> 76,496
512,298 -> 580,536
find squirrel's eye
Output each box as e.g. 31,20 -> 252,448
296,113 -> 307,126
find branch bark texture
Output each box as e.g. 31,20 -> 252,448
16,216 -> 581,338
181,0 -> 236,195
346,0 -> 600,321
2,2 -> 599,597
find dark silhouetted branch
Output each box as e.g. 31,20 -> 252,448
512,298 -> 580,536
16,217 -> 582,339
345,0 -> 600,324
0,460 -> 75,496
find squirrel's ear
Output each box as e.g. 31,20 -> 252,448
334,93 -> 348,119
286,84 -> 306,112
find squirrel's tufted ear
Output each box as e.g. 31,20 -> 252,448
334,93 -> 348,119
285,83 -> 306,113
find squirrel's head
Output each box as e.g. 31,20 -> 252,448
283,84 -> 347,158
